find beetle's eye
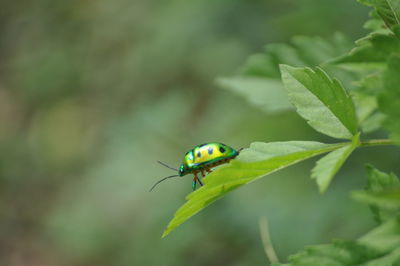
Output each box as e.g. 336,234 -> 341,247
219,146 -> 225,153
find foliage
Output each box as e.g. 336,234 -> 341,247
0,0 -> 389,265
379,54 -> 400,143
163,0 -> 400,263
274,165 -> 400,266
358,0 -> 400,35
352,165 -> 400,223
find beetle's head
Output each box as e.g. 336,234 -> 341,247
178,164 -> 187,176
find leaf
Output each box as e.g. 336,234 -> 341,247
361,112 -> 386,133
353,71 -> 383,95
279,65 -> 358,139
362,247 -> 400,266
352,189 -> 400,209
365,164 -> 400,192
359,218 -> 400,253
276,218 -> 400,266
328,33 -> 400,71
283,241 -> 377,266
266,43 -> 305,67
352,92 -> 378,125
311,133 -> 360,193
363,10 -> 391,33
251,33 -> 352,72
216,77 -> 292,113
218,34 -> 353,114
162,141 -> 347,237
352,165 -> 400,222
358,0 -> 400,34
290,34 -> 352,66
239,53 -> 280,78
350,79 -> 382,131
379,54 -> 400,143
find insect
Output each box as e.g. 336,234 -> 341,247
150,142 -> 241,191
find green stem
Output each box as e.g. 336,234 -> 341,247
360,139 -> 397,147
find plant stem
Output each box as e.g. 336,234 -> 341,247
259,216 -> 279,265
360,139 -> 397,147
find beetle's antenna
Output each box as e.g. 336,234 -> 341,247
157,161 -> 178,171
149,175 -> 179,192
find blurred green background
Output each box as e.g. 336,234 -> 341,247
1,0 -> 399,265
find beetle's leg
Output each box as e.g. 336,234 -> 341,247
192,171 -> 204,189
205,167 -> 212,174
196,171 -> 204,187
192,179 -> 197,190
192,172 -> 198,190
197,169 -> 205,186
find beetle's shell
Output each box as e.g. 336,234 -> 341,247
182,142 -> 238,172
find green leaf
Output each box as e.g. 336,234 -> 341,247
365,164 -> 400,192
363,10 -> 391,33
239,53 -> 280,78
361,112 -> 386,133
162,141 -> 347,237
242,33 -> 352,75
353,92 -> 378,125
353,71 -> 383,95
362,247 -> 400,266
358,0 -> 400,34
352,165 -> 400,222
311,133 -> 360,193
359,218 -> 400,253
279,65 -> 358,139
219,34 -> 353,114
266,43 -> 305,67
284,241 -> 377,266
277,218 -> 400,266
290,34 -> 352,66
351,90 -> 383,136
350,79 -> 382,131
379,54 -> 400,143
216,77 -> 292,113
352,189 -> 400,209
328,33 -> 400,71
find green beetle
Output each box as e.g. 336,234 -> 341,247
150,142 -> 240,191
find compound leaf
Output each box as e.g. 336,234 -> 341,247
162,141 -> 347,237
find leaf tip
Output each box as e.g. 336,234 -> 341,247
365,163 -> 374,172
278,64 -> 292,72
162,227 -> 171,238
318,186 -> 327,194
